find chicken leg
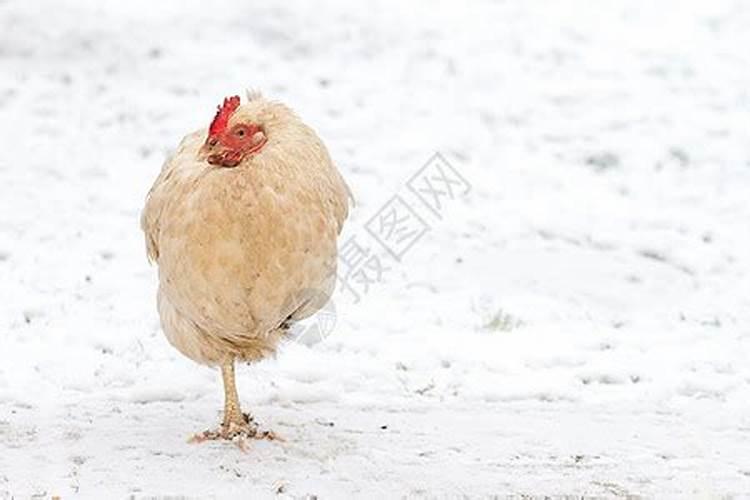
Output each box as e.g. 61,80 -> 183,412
190,358 -> 280,447
219,360 -> 253,436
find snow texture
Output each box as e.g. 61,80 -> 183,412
1,0 -> 750,497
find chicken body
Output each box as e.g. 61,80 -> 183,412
141,94 -> 349,441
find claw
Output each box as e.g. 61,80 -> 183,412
188,413 -> 283,448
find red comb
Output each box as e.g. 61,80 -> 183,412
208,95 -> 241,137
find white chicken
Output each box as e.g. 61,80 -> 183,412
141,92 -> 350,443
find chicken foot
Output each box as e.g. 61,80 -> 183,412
189,359 -> 282,449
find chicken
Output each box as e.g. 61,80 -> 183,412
141,91 -> 350,443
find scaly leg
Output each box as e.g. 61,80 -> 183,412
190,358 -> 281,448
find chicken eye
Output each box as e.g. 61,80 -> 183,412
235,127 -> 246,137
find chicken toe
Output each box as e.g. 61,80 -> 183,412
188,360 -> 283,448
189,413 -> 282,449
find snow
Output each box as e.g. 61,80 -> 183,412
1,0 -> 750,497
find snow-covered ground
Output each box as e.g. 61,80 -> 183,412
2,0 -> 750,497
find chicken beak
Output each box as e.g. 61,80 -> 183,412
203,147 -> 243,168
200,132 -> 264,168
201,138 -> 226,166
200,136 -> 217,156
